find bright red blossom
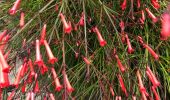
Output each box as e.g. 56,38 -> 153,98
34,74 -> 40,93
0,63 -> 10,88
40,24 -> 47,44
28,59 -> 35,76
78,13 -> 84,26
160,13 -> 170,40
121,0 -> 127,10
35,40 -> 43,67
0,50 -> 10,73
20,12 -> 25,28
21,82 -> 26,93
125,34 -> 134,54
20,62 -> 27,77
41,63 -> 48,74
9,0 -> 21,15
136,70 -> 149,97
143,44 -> 159,60
118,74 -> 128,97
60,13 -> 72,34
115,55 -> 126,72
93,27 -> 107,47
137,0 -> 141,8
44,40 -> 58,64
51,67 -> 62,91
142,10 -> 145,21
63,71 -> 74,93
145,8 -> 158,23
151,86 -> 160,100
151,0 -> 160,9
146,66 -> 160,87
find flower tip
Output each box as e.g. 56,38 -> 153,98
67,87 -> 74,93
65,22 -> 72,34
153,18 -> 158,23
55,86 -> 63,91
8,9 -> 16,15
3,67 -> 10,73
100,40 -> 107,47
35,60 -> 43,67
154,55 -> 159,60
48,58 -> 58,64
128,48 -> 134,54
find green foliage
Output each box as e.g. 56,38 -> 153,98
0,0 -> 170,99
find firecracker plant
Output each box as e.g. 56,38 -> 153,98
0,0 -> 170,99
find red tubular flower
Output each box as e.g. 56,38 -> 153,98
34,74 -> 40,93
115,55 -> 126,72
63,71 -> 74,93
117,74 -> 128,97
20,12 -> 25,28
137,0 -> 141,8
29,59 -> 35,76
0,34 -> 10,52
14,64 -> 24,87
136,70 -> 149,97
93,27 -> 107,47
20,62 -> 27,77
21,82 -> 26,93
78,13 -> 84,26
141,10 -> 145,21
41,63 -> 48,74
121,0 -> 127,10
34,81 -> 40,93
151,0 -> 160,9
146,66 -> 160,87
9,0 -> 21,15
143,44 -> 159,60
0,30 -> 7,42
44,40 -> 58,64
145,8 -> 158,23
40,24 -> 47,45
125,34 -> 134,54
27,73 -> 34,83
82,56 -> 91,65
0,50 -> 10,73
109,86 -> 115,96
51,67 -> 62,91
59,13 -> 72,34
7,90 -> 15,100
160,13 -> 170,40
49,93 -> 55,100
35,40 -> 43,67
0,63 -> 10,88
151,86 -> 160,100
